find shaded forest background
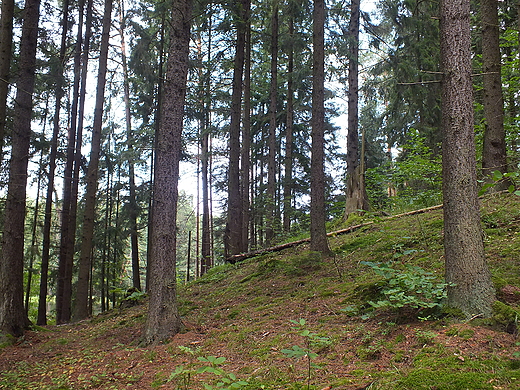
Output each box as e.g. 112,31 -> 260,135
0,0 -> 518,329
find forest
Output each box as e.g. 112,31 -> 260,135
0,0 -> 519,380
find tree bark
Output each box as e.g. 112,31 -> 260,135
440,0 -> 495,317
141,0 -> 193,345
56,0 -> 91,324
283,15 -> 294,233
481,0 -> 508,186
240,23 -> 251,254
73,0 -> 113,321
0,0 -> 14,162
226,0 -> 250,257
0,0 -> 41,337
118,0 -> 141,291
266,0 -> 279,245
344,0 -> 369,219
310,0 -> 331,254
37,0 -> 70,326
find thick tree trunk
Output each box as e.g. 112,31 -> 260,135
0,0 -> 14,162
0,0 -> 41,337
266,1 -> 278,245
310,0 -> 331,254
481,0 -> 508,187
227,0 -> 250,257
141,0 -> 193,345
73,0 -> 113,321
440,0 -> 495,318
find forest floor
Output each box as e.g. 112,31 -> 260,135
1,192 -> 520,389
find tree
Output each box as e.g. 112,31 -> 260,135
141,0 -> 193,345
56,0 -> 92,324
37,0 -> 70,326
310,0 -> 331,254
118,0 -> 141,291
74,0 -> 113,321
0,0 -> 41,336
0,0 -> 14,162
226,0 -> 250,257
481,0 -> 508,186
266,0 -> 279,245
344,0 -> 369,219
440,0 -> 495,317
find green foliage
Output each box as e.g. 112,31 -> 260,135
281,319 -> 330,390
479,170 -> 520,196
361,261 -> 450,318
168,355 -> 248,390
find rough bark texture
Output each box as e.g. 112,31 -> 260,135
141,0 -> 193,345
56,0 -> 91,324
0,0 -> 41,337
73,0 -> 113,321
37,0 -> 70,326
343,0 -> 369,219
226,0 -> 250,257
0,0 -> 14,162
240,24 -> 251,254
481,0 -> 508,185
440,0 -> 495,318
266,1 -> 278,245
310,0 -> 331,254
118,0 -> 141,291
283,16 -> 294,233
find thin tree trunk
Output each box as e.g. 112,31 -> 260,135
37,0 -> 70,325
56,0 -> 91,324
481,0 -> 508,186
440,0 -> 495,317
118,0 -> 141,291
73,0 -> 113,321
283,15 -> 294,233
0,0 -> 14,162
227,0 -> 250,257
266,0 -> 279,245
344,0 -> 369,219
0,0 -> 41,336
240,22 -> 251,253
310,0 -> 331,254
141,0 -> 193,346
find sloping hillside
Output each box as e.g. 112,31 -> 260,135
1,192 -> 520,389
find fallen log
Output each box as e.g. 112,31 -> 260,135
226,203 -> 444,264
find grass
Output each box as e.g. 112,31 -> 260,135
1,193 -> 520,389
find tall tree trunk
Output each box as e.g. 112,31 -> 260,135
240,23 -> 251,254
310,0 -> 331,254
0,0 -> 14,163
0,0 -> 41,337
141,0 -> 193,346
344,0 -> 369,219
146,13 -> 166,291
56,0 -> 90,324
266,0 -> 279,245
118,0 -> 141,291
283,15 -> 294,233
227,0 -> 250,258
73,0 -> 113,321
37,0 -> 70,326
481,0 -> 508,186
440,0 -> 495,317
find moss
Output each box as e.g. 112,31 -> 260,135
492,301 -> 520,333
